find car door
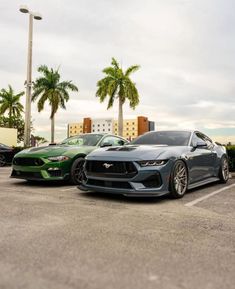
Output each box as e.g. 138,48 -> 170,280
200,133 -> 218,177
187,132 -> 217,183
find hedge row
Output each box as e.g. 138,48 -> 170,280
226,146 -> 235,172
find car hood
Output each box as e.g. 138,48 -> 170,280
86,145 -> 189,161
15,145 -> 96,158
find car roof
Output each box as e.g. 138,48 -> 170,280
144,130 -> 194,134
66,133 -> 127,140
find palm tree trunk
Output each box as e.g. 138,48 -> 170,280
118,96 -> 123,136
9,108 -> 12,128
51,115 -> 55,144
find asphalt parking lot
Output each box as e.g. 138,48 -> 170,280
0,167 -> 235,289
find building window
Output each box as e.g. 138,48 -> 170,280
103,124 -> 105,126
108,128 -> 110,131
103,129 -> 105,131
127,122 -> 129,125
132,122 -> 135,125
98,124 -> 100,127
126,128 -> 129,130
126,133 -> 129,136
97,129 -> 100,132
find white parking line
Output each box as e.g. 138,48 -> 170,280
60,187 -> 77,192
185,184 -> 235,207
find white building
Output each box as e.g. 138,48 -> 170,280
91,118 -> 114,134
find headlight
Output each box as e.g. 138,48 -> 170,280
47,156 -> 70,162
137,160 -> 168,167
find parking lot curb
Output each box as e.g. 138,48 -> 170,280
230,172 -> 235,178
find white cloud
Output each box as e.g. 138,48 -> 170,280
0,0 -> 235,143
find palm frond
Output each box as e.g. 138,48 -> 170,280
125,65 -> 140,77
0,85 -> 24,118
96,58 -> 140,116
111,58 -> 120,70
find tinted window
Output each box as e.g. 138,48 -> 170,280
61,134 -> 103,146
100,136 -> 127,146
191,133 -> 204,146
131,131 -> 191,146
191,132 -> 213,149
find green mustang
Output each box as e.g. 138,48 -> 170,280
11,133 -> 128,184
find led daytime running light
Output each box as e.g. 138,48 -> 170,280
47,156 -> 69,162
138,160 -> 167,167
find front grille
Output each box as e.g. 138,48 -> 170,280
11,170 -> 42,179
85,161 -> 137,178
48,170 -> 62,177
87,179 -> 132,189
13,157 -> 44,166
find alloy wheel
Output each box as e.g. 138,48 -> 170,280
0,155 -> 6,167
173,162 -> 188,195
74,160 -> 85,184
222,158 -> 229,181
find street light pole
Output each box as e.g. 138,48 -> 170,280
24,13 -> 33,147
20,5 -> 42,147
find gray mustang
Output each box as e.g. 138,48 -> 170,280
80,130 -> 229,198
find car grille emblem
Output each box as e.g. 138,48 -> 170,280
103,163 -> 113,169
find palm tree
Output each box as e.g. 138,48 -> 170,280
0,85 -> 24,127
32,65 -> 78,143
96,58 -> 140,136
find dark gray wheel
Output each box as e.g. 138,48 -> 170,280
169,160 -> 188,198
70,157 -> 86,185
0,154 -> 6,167
219,156 -> 229,183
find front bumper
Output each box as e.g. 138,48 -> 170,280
83,160 -> 173,197
11,159 -> 71,181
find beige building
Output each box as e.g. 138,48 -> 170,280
0,127 -> 17,146
68,116 -> 155,140
68,122 -> 83,137
113,119 -> 138,139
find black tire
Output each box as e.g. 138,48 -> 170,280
218,156 -> 229,183
0,154 -> 6,167
70,157 -> 86,185
169,160 -> 188,199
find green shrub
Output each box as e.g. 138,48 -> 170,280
12,147 -> 25,154
226,146 -> 235,172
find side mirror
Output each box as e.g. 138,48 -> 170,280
118,140 -> 125,146
193,140 -> 207,148
100,142 -> 112,148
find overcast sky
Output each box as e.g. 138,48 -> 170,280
0,0 -> 235,143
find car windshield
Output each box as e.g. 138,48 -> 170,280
131,131 -> 191,146
60,134 -> 103,146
